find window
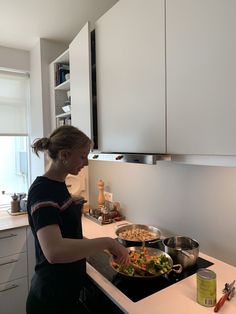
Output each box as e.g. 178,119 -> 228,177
0,69 -> 30,208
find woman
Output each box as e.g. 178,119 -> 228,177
26,125 -> 130,314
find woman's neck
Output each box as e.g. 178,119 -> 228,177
44,162 -> 67,182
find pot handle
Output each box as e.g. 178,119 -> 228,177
147,238 -> 162,244
115,222 -> 130,230
168,264 -> 182,274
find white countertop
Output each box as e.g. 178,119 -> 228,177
82,216 -> 236,314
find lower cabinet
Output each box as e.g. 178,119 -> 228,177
0,277 -> 28,314
0,227 -> 26,258
0,226 -> 36,314
0,252 -> 27,284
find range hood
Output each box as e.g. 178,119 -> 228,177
88,152 -> 171,165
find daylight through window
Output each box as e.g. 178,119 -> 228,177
0,70 -> 30,207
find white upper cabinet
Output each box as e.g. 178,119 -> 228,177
95,0 -> 166,153
69,22 -> 93,139
166,0 -> 236,155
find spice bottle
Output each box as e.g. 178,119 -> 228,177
11,193 -> 20,213
97,180 -> 105,208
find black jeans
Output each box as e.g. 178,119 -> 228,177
26,288 -> 90,314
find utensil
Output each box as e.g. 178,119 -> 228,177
163,236 -> 199,268
110,246 -> 182,279
115,223 -> 162,247
214,280 -> 235,312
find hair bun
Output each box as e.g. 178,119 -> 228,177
41,137 -> 50,149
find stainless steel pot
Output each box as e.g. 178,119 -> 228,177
162,236 -> 199,268
115,223 -> 162,247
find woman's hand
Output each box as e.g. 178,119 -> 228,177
107,238 -> 130,267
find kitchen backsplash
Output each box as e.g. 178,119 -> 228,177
88,160 -> 236,267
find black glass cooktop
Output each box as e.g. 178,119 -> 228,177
87,241 -> 214,302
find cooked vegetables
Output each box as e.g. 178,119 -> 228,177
112,247 -> 172,277
118,228 -> 157,241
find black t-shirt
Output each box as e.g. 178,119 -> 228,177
27,176 -> 86,301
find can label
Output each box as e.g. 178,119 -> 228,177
197,269 -> 216,307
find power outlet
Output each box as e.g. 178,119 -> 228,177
104,192 -> 113,202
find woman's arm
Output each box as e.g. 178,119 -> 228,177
37,224 -> 129,266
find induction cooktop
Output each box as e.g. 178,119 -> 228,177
87,240 -> 214,302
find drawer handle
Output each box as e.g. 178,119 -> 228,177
0,283 -> 18,293
0,259 -> 18,266
0,233 -> 17,240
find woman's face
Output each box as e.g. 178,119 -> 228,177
63,142 -> 90,175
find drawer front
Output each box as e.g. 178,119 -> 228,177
0,252 -> 27,284
0,227 -> 26,258
0,277 -> 28,314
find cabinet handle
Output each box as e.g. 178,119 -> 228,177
0,259 -> 18,266
0,233 -> 17,240
0,283 -> 18,292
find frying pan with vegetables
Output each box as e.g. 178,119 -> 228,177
110,246 -> 182,279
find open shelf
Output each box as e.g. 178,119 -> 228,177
56,112 -> 71,118
55,79 -> 70,91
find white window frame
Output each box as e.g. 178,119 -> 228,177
0,68 -> 30,209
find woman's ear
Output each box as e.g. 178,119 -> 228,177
58,149 -> 70,162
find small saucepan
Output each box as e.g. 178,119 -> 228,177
115,223 -> 162,247
162,236 -> 199,268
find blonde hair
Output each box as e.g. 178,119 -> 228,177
32,125 -> 92,159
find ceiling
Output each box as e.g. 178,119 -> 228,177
0,0 -> 119,51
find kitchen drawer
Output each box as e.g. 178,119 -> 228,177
0,227 -> 26,258
0,252 -> 27,284
0,277 -> 28,314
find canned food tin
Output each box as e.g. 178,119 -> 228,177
197,268 -> 216,307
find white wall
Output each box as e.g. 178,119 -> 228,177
29,39 -> 67,182
88,160 -> 236,266
0,46 -> 29,71
29,41 -> 44,182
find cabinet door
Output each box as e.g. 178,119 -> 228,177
0,252 -> 27,284
95,0 -> 166,153
0,277 -> 28,314
69,22 -> 93,139
0,227 -> 26,258
166,0 -> 236,155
